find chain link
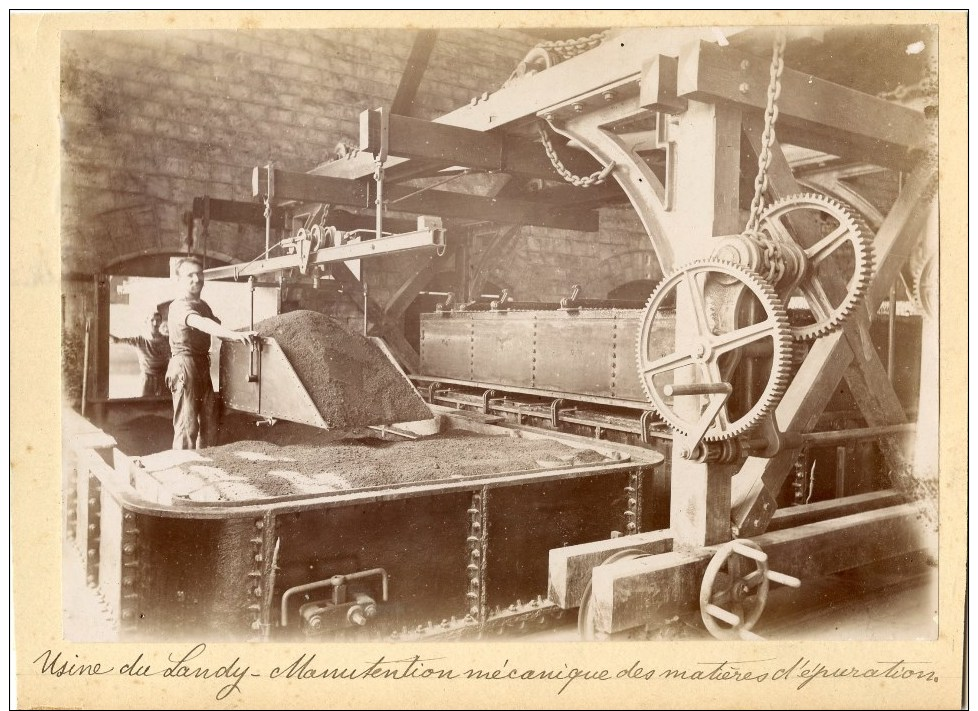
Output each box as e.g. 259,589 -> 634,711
744,32 -> 787,235
538,123 -> 615,188
536,32 -> 607,60
747,228 -> 785,284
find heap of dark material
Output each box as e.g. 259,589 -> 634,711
253,309 -> 431,429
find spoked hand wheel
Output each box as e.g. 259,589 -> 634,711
578,549 -> 648,640
699,539 -> 800,640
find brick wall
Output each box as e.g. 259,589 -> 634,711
60,28 -> 540,276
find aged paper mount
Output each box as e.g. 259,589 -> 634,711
10,9 -> 968,709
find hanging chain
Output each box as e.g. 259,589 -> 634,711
744,32 -> 788,235
536,32 -> 607,61
538,122 -> 616,188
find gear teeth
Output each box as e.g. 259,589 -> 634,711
759,193 -> 874,341
635,259 -> 792,442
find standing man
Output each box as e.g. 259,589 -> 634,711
110,311 -> 171,397
167,257 -> 255,450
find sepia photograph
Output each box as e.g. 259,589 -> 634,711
11,9 -> 967,709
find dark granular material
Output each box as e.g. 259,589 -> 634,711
252,310 -> 431,429
165,431 -> 618,502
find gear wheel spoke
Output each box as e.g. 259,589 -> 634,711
683,271 -> 714,338
800,278 -> 834,322
636,259 -> 792,442
712,318 -> 779,356
641,351 -> 695,377
806,223 -> 854,265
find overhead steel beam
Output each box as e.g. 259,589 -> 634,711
252,166 -> 599,231
676,40 -> 927,170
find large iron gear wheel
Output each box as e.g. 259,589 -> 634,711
908,239 -> 938,319
636,260 -> 793,442
757,193 -> 874,340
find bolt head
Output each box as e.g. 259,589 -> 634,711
740,59 -> 751,71
572,102 -> 584,113
739,82 -> 750,94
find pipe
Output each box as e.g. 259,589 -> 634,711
280,568 -> 388,627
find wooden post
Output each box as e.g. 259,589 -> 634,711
668,100 -> 742,548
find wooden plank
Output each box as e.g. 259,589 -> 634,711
677,41 -> 926,169
254,166 -> 599,231
549,529 -> 672,609
593,503 -> 925,633
640,55 -> 687,114
767,490 -> 904,532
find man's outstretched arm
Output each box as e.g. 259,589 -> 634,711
186,314 -> 256,345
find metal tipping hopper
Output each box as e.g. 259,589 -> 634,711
221,337 -> 330,428
219,311 -> 432,430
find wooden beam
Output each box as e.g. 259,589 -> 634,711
640,55 -> 687,114
253,166 -> 368,206
383,253 -> 448,321
766,490 -> 904,532
360,111 -> 604,180
842,321 -> 919,495
592,503 -> 925,633
390,30 -> 438,117
548,530 -> 673,609
469,224 -> 522,300
731,164 -> 937,536
253,166 -> 599,231
668,100 -> 742,549
677,41 -> 927,170
376,327 -> 421,374
192,197 -> 265,226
